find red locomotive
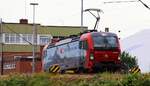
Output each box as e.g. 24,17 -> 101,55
42,30 -> 125,73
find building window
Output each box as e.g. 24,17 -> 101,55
22,34 -> 33,44
5,33 -> 10,43
39,35 -> 51,45
3,63 -> 16,70
4,33 -> 52,45
5,33 -> 21,43
14,56 -> 22,61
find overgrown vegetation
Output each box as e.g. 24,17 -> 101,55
0,52 -> 147,86
0,73 -> 150,86
120,51 -> 138,69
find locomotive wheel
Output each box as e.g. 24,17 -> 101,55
74,67 -> 89,74
75,67 -> 83,74
116,63 -> 129,74
60,70 -> 66,74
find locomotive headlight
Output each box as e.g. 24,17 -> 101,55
118,56 -> 121,60
90,54 -> 94,60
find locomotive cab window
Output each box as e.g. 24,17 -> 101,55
79,40 -> 88,50
92,35 -> 118,50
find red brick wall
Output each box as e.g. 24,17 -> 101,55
0,52 -> 42,75
16,60 -> 42,74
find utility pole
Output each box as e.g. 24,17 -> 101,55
0,18 -> 3,75
30,3 -> 38,73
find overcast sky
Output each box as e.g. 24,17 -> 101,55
0,0 -> 150,38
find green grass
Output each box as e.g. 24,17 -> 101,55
0,72 -> 150,86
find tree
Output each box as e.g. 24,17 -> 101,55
120,51 -> 138,69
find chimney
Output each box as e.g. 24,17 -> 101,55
105,27 -> 109,32
19,19 -> 28,24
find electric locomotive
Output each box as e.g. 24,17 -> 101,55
42,30 -> 123,73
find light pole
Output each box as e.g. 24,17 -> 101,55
30,2 -> 38,73
81,0 -> 83,27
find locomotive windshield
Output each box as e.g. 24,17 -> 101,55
92,35 -> 118,50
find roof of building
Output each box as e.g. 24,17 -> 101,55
2,23 -> 87,36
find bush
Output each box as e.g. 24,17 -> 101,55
121,74 -> 150,86
27,73 -> 51,86
120,51 -> 138,69
0,74 -> 28,86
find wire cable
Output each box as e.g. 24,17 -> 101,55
4,24 -> 32,45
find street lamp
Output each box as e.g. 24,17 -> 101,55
30,2 -> 38,73
81,0 -> 83,27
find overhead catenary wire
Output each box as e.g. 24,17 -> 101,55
104,0 -> 139,4
104,0 -> 150,10
139,0 -> 150,10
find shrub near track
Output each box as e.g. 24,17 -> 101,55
0,73 -> 150,86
